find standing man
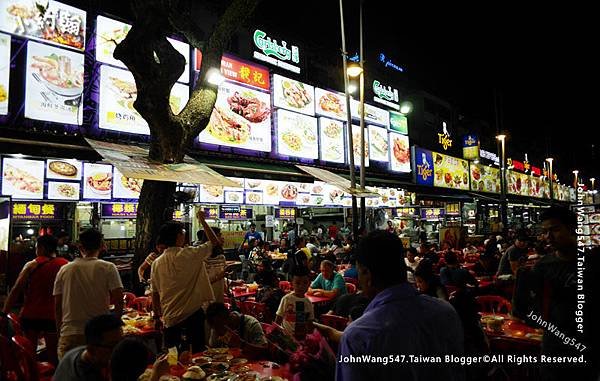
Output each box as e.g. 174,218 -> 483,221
53,229 -> 123,359
496,231 -> 529,276
239,223 -> 262,254
336,231 -> 464,381
328,221 -> 339,241
151,210 -> 222,352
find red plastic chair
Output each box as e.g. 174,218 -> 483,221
123,292 -> 136,308
475,295 -> 512,314
12,335 -> 54,381
0,334 -> 19,381
240,301 -> 270,323
6,313 -> 23,336
131,297 -> 151,312
345,283 -> 357,294
343,277 -> 358,286
320,314 -> 349,331
278,281 -> 292,292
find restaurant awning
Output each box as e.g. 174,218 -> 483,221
295,165 -> 379,197
85,138 -> 238,187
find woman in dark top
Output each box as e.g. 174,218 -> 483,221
255,260 -> 285,321
414,260 -> 448,301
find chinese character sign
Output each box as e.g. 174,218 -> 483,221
11,203 -> 59,220
101,203 -> 137,218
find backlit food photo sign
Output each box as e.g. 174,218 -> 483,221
372,80 -> 399,110
253,29 -> 300,74
413,147 -> 434,186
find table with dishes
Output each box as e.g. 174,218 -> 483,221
480,313 -> 543,345
121,309 -> 157,336
139,347 -> 292,381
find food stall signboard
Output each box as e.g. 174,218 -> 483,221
462,134 -> 480,160
218,54 -> 270,91
0,0 -> 86,51
101,203 -> 137,218
11,202 -> 60,220
253,29 -> 300,74
203,207 -> 219,219
221,205 -> 241,214
431,151 -> 470,190
413,147 -> 434,187
25,41 -> 84,125
392,207 -> 416,217
0,32 -> 10,115
470,163 -> 501,194
219,208 -> 252,220
389,111 -> 408,135
421,208 -> 445,221
275,208 -> 297,219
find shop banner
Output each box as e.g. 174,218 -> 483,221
0,32 -> 10,115
413,147 -> 434,187
421,208 -> 445,221
462,134 -> 480,160
275,208 -> 297,219
391,207 -> 417,217
470,163 -> 501,194
101,202 -> 138,218
219,208 -> 252,220
203,207 -> 219,219
432,151 -> 470,190
11,202 -> 61,220
217,54 -> 270,90
0,0 -> 86,50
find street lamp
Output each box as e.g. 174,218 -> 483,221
339,0 -> 358,238
591,177 -> 596,191
496,134 -> 508,230
399,101 -> 413,115
573,170 -> 579,187
546,157 -> 554,202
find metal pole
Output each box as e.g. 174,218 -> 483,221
339,0 -> 358,239
548,160 -> 554,203
500,139 -> 508,230
359,0 -> 366,229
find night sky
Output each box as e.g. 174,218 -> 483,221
70,0 -> 599,185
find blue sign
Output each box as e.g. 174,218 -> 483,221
462,134 -> 480,160
348,53 -> 360,62
414,147 -> 434,186
379,53 -> 404,72
463,135 -> 479,147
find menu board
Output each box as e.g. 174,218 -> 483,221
296,183 -> 312,206
0,33 -> 10,115
25,41 -> 84,125
1,158 -> 44,199
368,125 -> 389,162
99,65 -> 189,134
389,111 -> 408,134
528,176 -> 545,198
432,151 -> 469,190
388,132 -> 411,173
310,181 -> 326,207
322,183 -> 345,206
47,181 -> 80,200
272,74 -> 315,116
314,88 -> 346,120
261,180 -> 280,205
223,177 -> 244,204
349,125 -> 369,167
350,99 -> 389,127
199,81 -> 271,152
507,171 -> 530,197
46,159 -> 82,180
95,15 -> 189,83
318,117 -> 345,163
83,163 -> 113,200
470,163 -> 500,194
276,109 -> 318,159
112,167 -> 142,199
199,184 -> 224,203
279,182 -> 299,204
244,178 -> 264,204
0,0 -> 86,50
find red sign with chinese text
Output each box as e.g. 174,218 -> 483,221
531,166 -> 541,176
511,160 -> 525,171
194,51 -> 270,91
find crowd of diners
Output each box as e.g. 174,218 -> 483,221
1,206 -> 598,381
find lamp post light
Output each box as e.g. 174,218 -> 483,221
339,0 -> 358,239
496,134 -> 508,230
573,170 -> 579,205
546,157 -> 554,203
591,177 -> 596,191
573,170 -> 579,187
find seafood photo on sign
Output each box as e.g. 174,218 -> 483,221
273,74 -> 315,116
389,132 -> 410,172
200,81 -> 272,151
315,87 -> 346,120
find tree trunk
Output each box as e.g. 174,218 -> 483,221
132,180 -> 177,294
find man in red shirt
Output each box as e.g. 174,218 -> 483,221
328,222 -> 339,240
3,235 -> 68,364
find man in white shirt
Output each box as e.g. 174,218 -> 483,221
151,209 -> 222,352
53,228 -> 124,359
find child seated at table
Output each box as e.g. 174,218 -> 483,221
275,266 -> 314,339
